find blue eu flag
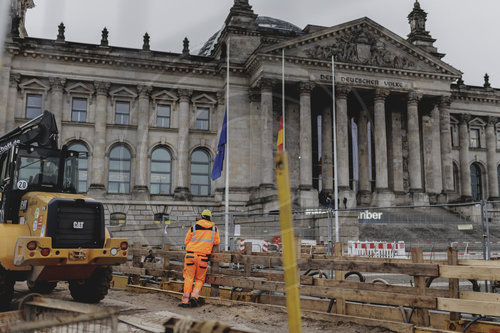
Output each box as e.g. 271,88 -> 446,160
211,109 -> 227,180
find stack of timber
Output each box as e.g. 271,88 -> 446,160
114,241 -> 500,332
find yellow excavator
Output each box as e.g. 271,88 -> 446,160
0,111 -> 128,310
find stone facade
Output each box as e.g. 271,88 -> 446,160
1,0 -> 500,225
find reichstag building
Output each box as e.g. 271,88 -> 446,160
1,0 -> 499,224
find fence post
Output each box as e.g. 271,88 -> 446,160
411,247 -> 429,326
334,242 -> 346,315
132,242 -> 142,268
210,246 -> 220,297
447,246 -> 460,322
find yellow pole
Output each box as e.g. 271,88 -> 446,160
275,151 -> 302,333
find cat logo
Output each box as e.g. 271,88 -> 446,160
73,221 -> 84,229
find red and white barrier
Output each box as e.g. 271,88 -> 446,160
237,238 -> 269,253
347,241 -> 407,258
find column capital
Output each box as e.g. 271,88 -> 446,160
177,89 -> 193,102
94,81 -> 110,96
257,78 -> 274,92
335,85 -> 351,98
299,81 -> 315,95
137,85 -> 152,98
248,88 -> 260,103
49,77 -> 66,92
9,73 -> 20,88
374,89 -> 390,102
439,96 -> 451,109
459,113 -> 471,124
407,91 -> 423,104
487,116 -> 498,126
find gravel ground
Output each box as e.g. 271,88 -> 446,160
11,282 -> 397,333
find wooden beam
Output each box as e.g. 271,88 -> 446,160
447,247 -> 459,321
437,297 -> 500,317
439,265 -> 500,280
411,248 -> 430,327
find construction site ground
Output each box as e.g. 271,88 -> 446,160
11,281 -> 394,333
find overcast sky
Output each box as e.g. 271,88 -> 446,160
24,0 -> 500,87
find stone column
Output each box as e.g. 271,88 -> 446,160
391,109 -> 404,193
486,117 -> 499,200
407,91 -> 428,205
371,89 -> 394,206
431,103 -> 443,195
439,97 -> 454,194
260,79 -> 274,188
248,89 -> 261,193
49,77 -> 65,140
321,106 -> 333,193
174,89 -> 192,200
458,114 -> 472,199
88,81 -> 110,195
298,81 -> 316,207
357,107 -> 371,204
5,74 -> 20,132
407,91 -> 423,191
336,86 -> 355,208
133,85 -> 152,199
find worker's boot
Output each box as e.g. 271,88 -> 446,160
178,301 -> 191,308
189,298 -> 199,307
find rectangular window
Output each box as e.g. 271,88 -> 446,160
450,126 -> 455,147
470,128 -> 480,148
195,107 -> 209,130
26,94 -> 42,119
71,97 -> 87,122
115,101 -> 130,125
156,104 -> 171,128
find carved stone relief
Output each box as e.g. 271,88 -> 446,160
305,28 -> 415,69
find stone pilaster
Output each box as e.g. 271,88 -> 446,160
133,85 -> 152,199
248,88 -> 261,195
439,97 -> 454,193
321,106 -> 333,193
174,88 -> 192,200
298,81 -> 316,208
259,78 -> 274,188
391,109 -> 404,193
458,114 -> 472,199
6,74 -> 20,132
431,103 -> 443,195
88,81 -> 110,195
336,86 -> 355,208
371,89 -> 394,206
486,117 -> 499,200
49,77 -> 65,140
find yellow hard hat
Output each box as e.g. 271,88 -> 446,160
201,209 -> 212,219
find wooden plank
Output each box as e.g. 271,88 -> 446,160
206,274 -> 436,308
439,265 -> 500,280
334,242 -> 346,315
460,291 -> 500,302
458,259 -> 500,267
210,246 -> 220,297
447,246 -> 459,321
437,297 -> 500,317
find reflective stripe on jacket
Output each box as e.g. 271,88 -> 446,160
185,219 -> 220,255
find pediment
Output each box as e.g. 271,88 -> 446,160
260,17 -> 461,77
450,115 -> 459,125
110,87 -> 137,99
469,117 -> 486,127
66,82 -> 94,95
19,78 -> 49,91
152,90 -> 178,102
192,93 -> 217,105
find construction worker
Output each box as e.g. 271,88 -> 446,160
179,209 -> 220,307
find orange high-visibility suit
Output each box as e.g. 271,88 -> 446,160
181,218 -> 220,304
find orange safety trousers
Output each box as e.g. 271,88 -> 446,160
181,252 -> 209,304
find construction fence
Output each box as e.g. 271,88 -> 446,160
109,200 -> 500,261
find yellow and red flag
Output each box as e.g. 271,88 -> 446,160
277,115 -> 284,151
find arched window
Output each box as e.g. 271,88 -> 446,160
110,212 -> 126,226
190,149 -> 210,196
108,145 -> 131,193
68,142 -> 88,193
470,163 -> 482,201
151,147 -> 172,195
453,162 -> 460,193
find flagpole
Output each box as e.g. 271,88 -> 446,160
224,38 -> 230,251
282,48 -> 285,151
332,56 -> 339,243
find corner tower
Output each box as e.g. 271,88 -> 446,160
407,0 -> 444,59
